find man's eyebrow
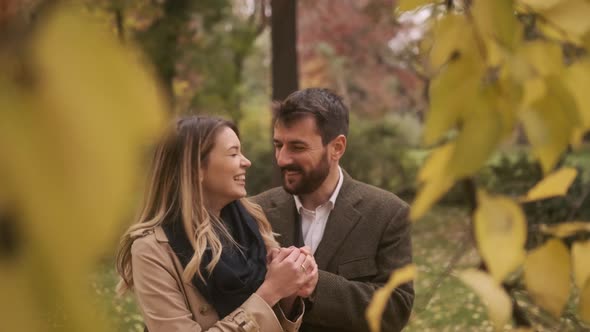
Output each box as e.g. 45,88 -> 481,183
273,139 -> 308,145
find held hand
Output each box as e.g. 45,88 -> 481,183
297,253 -> 318,298
256,248 -> 310,306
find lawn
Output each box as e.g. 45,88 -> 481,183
92,205 -> 589,331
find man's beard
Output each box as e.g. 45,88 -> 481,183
280,151 -> 331,195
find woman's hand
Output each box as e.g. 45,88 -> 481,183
256,247 -> 312,306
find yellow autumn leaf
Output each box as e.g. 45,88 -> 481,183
521,167 -> 578,202
456,269 -> 512,330
417,143 -> 454,183
396,0 -> 434,12
410,177 -> 454,221
572,241 -> 590,290
425,56 -> 482,145
520,41 -> 564,77
366,264 -> 416,332
519,0 -> 563,11
524,239 -> 571,317
30,5 -> 166,265
475,191 -> 527,283
565,60 -> 590,131
543,0 -> 590,38
520,80 -> 579,174
522,78 -> 546,107
429,14 -> 479,69
540,221 -> 590,238
472,0 -> 521,51
0,4 -> 167,332
448,90 -> 502,179
580,280 -> 590,324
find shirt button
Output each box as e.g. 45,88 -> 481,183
199,305 -> 209,314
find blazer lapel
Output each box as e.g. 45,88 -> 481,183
314,174 -> 362,269
265,192 -> 298,247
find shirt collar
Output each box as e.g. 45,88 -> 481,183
294,166 -> 344,213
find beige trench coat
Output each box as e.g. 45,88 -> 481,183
130,226 -> 303,332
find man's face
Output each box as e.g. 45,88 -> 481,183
273,117 -> 331,195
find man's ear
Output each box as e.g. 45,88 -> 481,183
330,135 -> 347,161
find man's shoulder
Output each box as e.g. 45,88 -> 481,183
347,177 -> 409,209
249,186 -> 290,208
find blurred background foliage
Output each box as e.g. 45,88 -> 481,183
2,0 -> 590,331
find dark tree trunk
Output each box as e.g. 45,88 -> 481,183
271,0 -> 299,101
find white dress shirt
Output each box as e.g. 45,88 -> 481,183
293,166 -> 344,254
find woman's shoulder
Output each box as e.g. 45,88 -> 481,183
130,226 -> 169,258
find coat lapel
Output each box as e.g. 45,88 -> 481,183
265,192 -> 298,247
314,173 -> 362,269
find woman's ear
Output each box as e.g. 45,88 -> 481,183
330,135 -> 347,161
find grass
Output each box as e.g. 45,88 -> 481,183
92,205 -> 590,331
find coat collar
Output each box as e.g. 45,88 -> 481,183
265,170 -> 363,269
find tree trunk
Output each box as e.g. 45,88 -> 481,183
271,0 -> 299,101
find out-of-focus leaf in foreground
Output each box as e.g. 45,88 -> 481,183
474,191 -> 527,283
366,264 -> 416,332
0,4 -> 166,331
523,239 -> 571,317
456,268 -> 512,330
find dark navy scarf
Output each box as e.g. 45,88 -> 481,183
162,200 -> 267,318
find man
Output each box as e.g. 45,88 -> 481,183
251,88 -> 414,332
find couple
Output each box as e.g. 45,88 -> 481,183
115,88 -> 414,332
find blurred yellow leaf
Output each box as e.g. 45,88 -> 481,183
519,0 -> 563,11
520,80 -> 578,174
472,0 -> 521,52
521,41 -> 564,77
417,143 -> 454,183
366,264 -> 416,332
0,4 -> 167,332
524,239 -> 571,317
413,143 -> 457,221
429,14 -> 478,69
448,90 -> 502,178
543,0 -> 590,38
411,176 -> 454,221
540,221 -> 590,237
522,78 -> 546,106
456,269 -> 512,330
425,57 -> 483,145
521,167 -> 578,202
572,241 -> 590,290
475,191 -> 527,283
565,60 -> 590,132
580,280 -> 590,324
396,0 -> 434,12
30,5 -> 166,264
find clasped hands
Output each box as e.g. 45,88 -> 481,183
266,246 -> 319,298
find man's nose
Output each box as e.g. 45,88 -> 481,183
275,146 -> 291,167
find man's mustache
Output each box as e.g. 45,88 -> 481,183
280,165 -> 303,172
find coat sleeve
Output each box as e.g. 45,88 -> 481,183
131,237 -> 301,332
304,205 -> 414,332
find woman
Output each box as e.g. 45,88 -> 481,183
116,116 -> 317,331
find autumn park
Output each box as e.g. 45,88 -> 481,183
1,0 -> 590,331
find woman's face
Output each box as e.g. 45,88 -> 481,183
201,126 -> 251,211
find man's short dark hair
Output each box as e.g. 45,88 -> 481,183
272,88 -> 349,145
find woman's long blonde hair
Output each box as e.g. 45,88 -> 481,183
116,116 -> 278,294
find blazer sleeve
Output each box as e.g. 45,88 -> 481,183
304,205 -> 414,332
131,237 -> 301,332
